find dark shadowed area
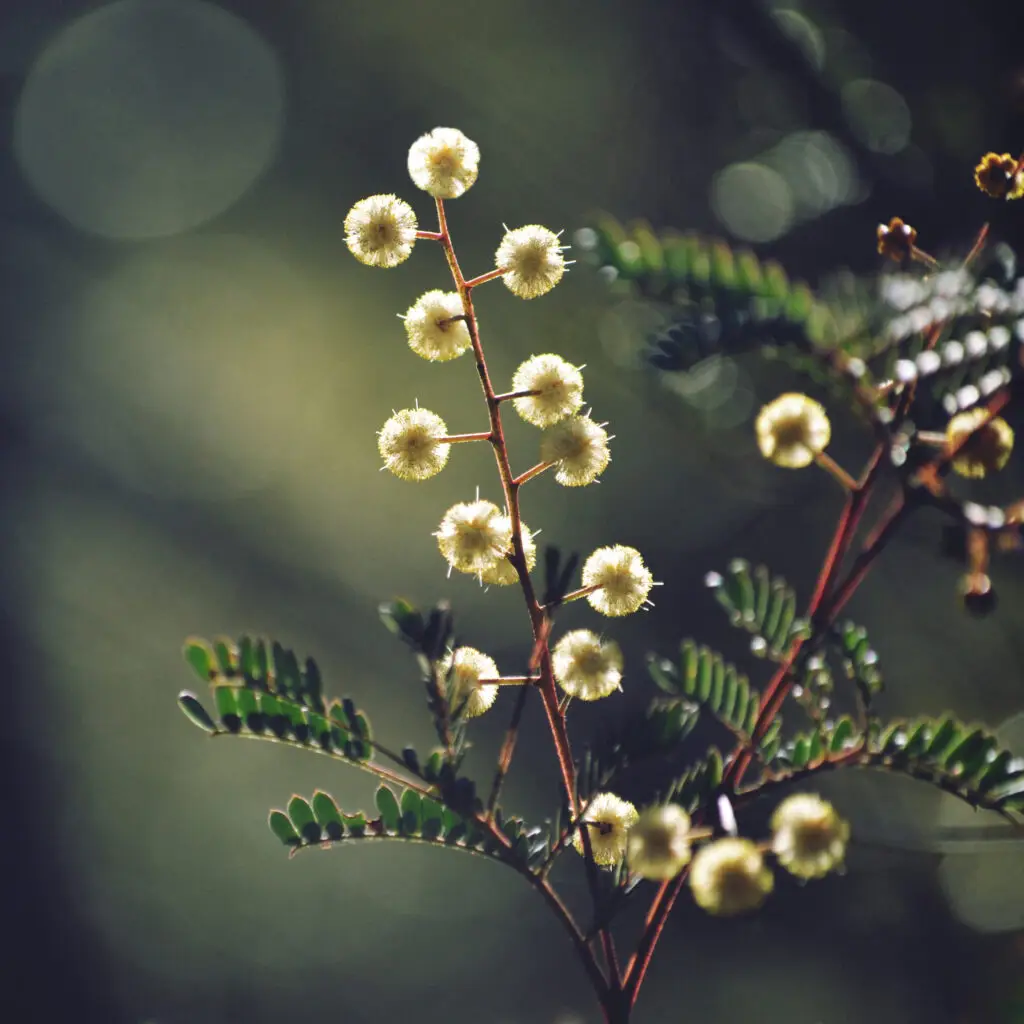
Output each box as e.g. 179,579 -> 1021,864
2,1 -> 1024,1022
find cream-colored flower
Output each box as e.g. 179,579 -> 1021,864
435,500 -> 513,575
626,805 -> 693,880
511,354 -> 585,427
946,408 -> 1015,479
551,630 -> 623,701
496,225 -> 567,299
770,793 -> 849,880
403,290 -> 472,361
539,415 -> 610,486
408,127 -> 479,199
441,646 -> 498,718
581,545 -> 654,617
344,194 -> 417,268
689,837 -> 774,916
571,792 -> 639,866
479,519 -> 537,586
377,408 -> 450,481
755,393 -> 832,469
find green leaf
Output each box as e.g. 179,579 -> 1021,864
420,797 -> 445,840
177,691 -> 217,734
375,786 -> 401,834
830,716 -> 856,753
400,789 -> 422,835
312,791 -> 344,841
183,639 -> 217,683
646,654 -> 679,695
213,638 -> 238,676
214,686 -> 242,733
287,796 -> 321,844
343,812 -> 367,838
269,810 -> 301,848
379,599 -> 425,648
236,688 -> 263,734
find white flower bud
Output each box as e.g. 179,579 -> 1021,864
571,792 -> 639,866
581,545 -> 654,617
770,793 -> 849,879
441,646 -> 498,718
435,500 -> 513,575
689,838 -> 774,916
539,415 -> 610,486
511,354 -> 584,427
551,630 -> 623,701
496,225 -> 567,299
408,127 -> 480,199
404,291 -> 472,362
377,408 -> 450,481
344,194 -> 417,268
626,805 -> 693,880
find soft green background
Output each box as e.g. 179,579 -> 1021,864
2,1 -> 1023,1022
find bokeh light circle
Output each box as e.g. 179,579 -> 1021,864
711,162 -> 794,242
841,78 -> 912,155
14,0 -> 284,239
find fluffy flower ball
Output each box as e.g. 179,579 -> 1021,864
479,520 -> 537,586
496,225 -> 568,299
404,291 -> 472,361
344,194 -> 417,268
435,500 -> 513,575
581,545 -> 654,617
571,792 -> 639,867
551,630 -> 623,701
945,408 -> 1015,479
408,127 -> 479,199
511,354 -> 585,427
626,805 -> 693,880
539,415 -> 610,486
377,408 -> 450,481
755,393 -> 832,469
771,794 -> 850,880
689,838 -> 774,916
441,646 -> 499,719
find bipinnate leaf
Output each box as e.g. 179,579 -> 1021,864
705,562 -> 809,659
288,795 -> 321,844
375,786 -> 401,834
269,810 -> 301,848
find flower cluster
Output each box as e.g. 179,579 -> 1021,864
575,790 -> 848,916
344,127 -> 656,723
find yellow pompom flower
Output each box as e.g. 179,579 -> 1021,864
408,127 -> 479,199
344,194 -> 417,268
510,354 -> 585,427
571,792 -> 639,866
435,500 -> 513,576
496,225 -> 568,299
539,415 -> 611,486
626,804 -> 693,880
478,519 -> 537,586
377,408 -> 450,481
403,291 -> 472,361
551,629 -> 623,701
581,545 -> 654,617
770,793 -> 850,880
441,646 -> 499,718
945,408 -> 1015,478
689,838 -> 774,916
755,393 -> 832,469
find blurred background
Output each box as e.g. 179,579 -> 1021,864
2,0 -> 1024,1021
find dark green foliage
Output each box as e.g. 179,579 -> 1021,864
269,788 -> 546,868
577,696 -> 700,798
578,217 -> 846,373
664,748 -> 725,814
706,561 -> 810,660
542,545 -> 581,607
177,636 -> 374,765
837,620 -> 884,707
649,642 -> 759,740
760,714 -> 1024,820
